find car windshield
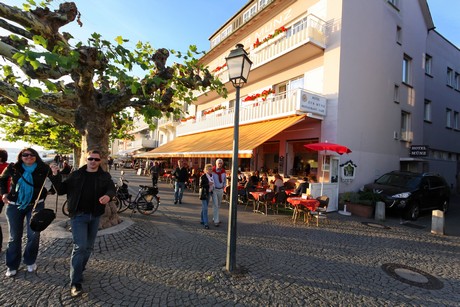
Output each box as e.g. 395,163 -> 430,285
375,173 -> 421,189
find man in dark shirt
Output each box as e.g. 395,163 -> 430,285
149,161 -> 161,186
50,150 -> 115,298
172,160 -> 189,204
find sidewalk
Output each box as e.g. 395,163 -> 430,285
0,169 -> 459,306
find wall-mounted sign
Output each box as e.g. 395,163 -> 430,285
298,89 -> 327,116
410,145 -> 428,157
340,160 -> 357,181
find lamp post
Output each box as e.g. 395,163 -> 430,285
225,44 -> 252,272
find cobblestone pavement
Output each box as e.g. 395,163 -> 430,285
0,169 -> 459,306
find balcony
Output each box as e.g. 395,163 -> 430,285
249,14 -> 326,69
176,88 -> 326,136
130,138 -> 158,149
201,14 -> 327,102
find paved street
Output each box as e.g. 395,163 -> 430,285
0,169 -> 459,306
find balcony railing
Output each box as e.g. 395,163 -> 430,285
176,88 -> 326,136
130,138 -> 158,149
249,14 -> 326,68
208,14 -> 326,90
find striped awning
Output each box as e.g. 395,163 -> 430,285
134,116 -> 305,159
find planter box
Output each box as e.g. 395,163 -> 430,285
345,202 -> 374,218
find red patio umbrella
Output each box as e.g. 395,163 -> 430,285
304,142 -> 352,155
304,142 -> 352,195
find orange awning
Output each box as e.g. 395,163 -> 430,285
135,116 -> 305,158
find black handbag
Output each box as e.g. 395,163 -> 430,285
30,174 -> 56,232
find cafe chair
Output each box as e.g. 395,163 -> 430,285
223,186 -> 231,204
257,191 -> 276,215
274,191 -> 288,211
244,191 -> 257,212
311,195 -> 329,226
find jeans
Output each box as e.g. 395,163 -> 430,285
201,195 -> 211,226
211,188 -> 224,224
5,202 -> 44,270
69,213 -> 101,285
151,174 -> 158,186
174,181 -> 186,202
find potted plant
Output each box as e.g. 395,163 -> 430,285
339,191 -> 377,218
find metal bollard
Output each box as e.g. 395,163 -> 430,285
431,210 -> 445,235
375,201 -> 385,221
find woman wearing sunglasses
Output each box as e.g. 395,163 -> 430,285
0,148 -> 53,277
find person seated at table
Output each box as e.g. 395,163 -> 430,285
240,175 -> 248,186
272,174 -> 284,192
249,171 -> 260,186
290,177 -> 309,197
260,173 -> 269,187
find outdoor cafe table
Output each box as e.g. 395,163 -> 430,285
249,190 -> 272,213
287,197 -> 320,224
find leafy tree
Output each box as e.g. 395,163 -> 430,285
0,1 -> 226,166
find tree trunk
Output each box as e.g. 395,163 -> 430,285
76,103 -> 121,229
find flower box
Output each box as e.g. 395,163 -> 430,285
344,202 -> 374,218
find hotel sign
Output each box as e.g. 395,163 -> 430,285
298,89 -> 327,116
410,145 -> 428,157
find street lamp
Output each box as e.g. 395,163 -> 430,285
225,44 -> 252,272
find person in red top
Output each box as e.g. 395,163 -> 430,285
0,149 -> 9,253
211,159 -> 226,227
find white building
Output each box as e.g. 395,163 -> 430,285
141,0 -> 460,204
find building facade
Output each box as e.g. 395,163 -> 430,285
140,0 -> 460,200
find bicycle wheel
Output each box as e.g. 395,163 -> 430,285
116,197 -> 129,213
62,200 -> 69,216
137,195 -> 160,215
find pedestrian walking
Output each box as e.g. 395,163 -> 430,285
199,164 -> 214,229
149,161 -> 161,186
171,160 -> 189,204
0,148 -> 53,277
211,158 -> 226,227
49,150 -> 116,297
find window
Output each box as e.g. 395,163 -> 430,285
424,54 -> 432,75
394,84 -> 400,103
424,100 -> 432,122
455,72 -> 460,90
388,0 -> 399,9
287,17 -> 308,37
402,54 -> 412,85
447,68 -> 454,87
259,0 -> 268,8
446,108 -> 452,128
243,4 -> 257,23
220,25 -> 233,40
401,111 -> 411,141
454,111 -> 459,129
396,26 -> 402,45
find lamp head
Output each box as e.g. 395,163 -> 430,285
226,44 -> 252,88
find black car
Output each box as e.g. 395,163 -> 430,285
363,171 -> 450,220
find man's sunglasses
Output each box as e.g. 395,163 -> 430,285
21,153 -> 36,157
87,157 -> 101,161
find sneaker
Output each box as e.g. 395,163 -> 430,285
174,200 -> 178,204
70,283 -> 83,297
204,225 -> 209,229
27,263 -> 37,272
5,268 -> 17,277
179,200 -> 182,204
214,223 -> 219,227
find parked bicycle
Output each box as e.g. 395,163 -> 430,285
115,171 -> 160,215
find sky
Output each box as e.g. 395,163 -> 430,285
1,0 -> 459,151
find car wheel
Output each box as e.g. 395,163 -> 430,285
404,203 -> 420,220
440,199 -> 449,214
